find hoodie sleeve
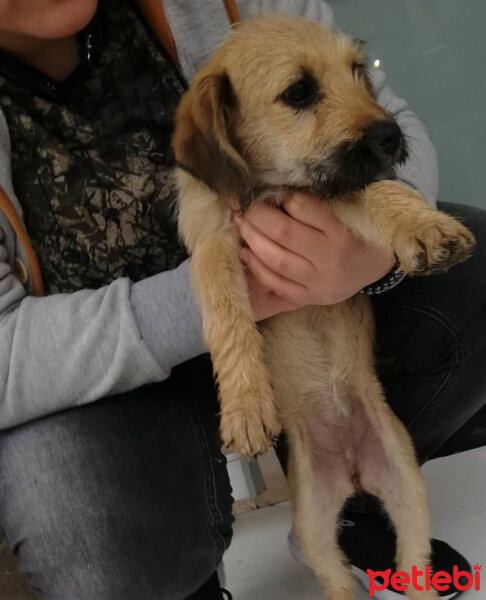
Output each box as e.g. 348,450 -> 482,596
0,229 -> 207,429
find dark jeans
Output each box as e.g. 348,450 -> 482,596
0,357 -> 233,600
373,202 -> 486,462
0,201 -> 485,600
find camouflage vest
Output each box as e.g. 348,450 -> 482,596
0,0 -> 188,294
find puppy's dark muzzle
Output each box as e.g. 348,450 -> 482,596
307,118 -> 408,199
363,120 -> 406,165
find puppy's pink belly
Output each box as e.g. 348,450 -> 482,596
308,399 -> 387,491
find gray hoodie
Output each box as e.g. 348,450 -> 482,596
0,0 -> 438,429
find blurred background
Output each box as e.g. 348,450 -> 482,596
329,0 -> 486,209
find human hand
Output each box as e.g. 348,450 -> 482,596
234,191 -> 395,320
244,270 -> 302,322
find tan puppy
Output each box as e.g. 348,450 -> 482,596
173,15 -> 475,600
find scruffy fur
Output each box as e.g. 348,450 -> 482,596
173,15 -> 475,600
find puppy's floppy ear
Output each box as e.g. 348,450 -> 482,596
173,72 -> 252,207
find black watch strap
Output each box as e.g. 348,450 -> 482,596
359,261 -> 406,296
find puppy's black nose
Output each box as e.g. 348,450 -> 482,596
366,120 -> 403,158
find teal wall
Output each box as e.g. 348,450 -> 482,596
329,0 -> 486,208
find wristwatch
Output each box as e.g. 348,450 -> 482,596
359,260 -> 406,296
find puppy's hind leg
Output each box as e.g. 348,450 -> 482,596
290,438 -> 356,600
359,393 -> 439,600
370,455 -> 438,599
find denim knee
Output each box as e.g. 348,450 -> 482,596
15,506 -> 231,600
0,377 -> 233,600
371,202 -> 486,460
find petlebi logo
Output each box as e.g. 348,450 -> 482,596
367,563 -> 482,596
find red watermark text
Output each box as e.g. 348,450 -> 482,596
367,563 -> 482,596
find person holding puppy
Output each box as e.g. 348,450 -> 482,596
0,1 -> 484,599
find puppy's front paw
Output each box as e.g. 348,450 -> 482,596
220,397 -> 281,458
395,213 -> 475,276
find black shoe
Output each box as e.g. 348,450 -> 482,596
187,571 -> 232,600
339,503 -> 472,599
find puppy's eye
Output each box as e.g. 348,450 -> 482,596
280,76 -> 321,109
352,62 -> 366,78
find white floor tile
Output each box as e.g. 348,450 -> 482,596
224,446 -> 486,599
423,447 -> 486,599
